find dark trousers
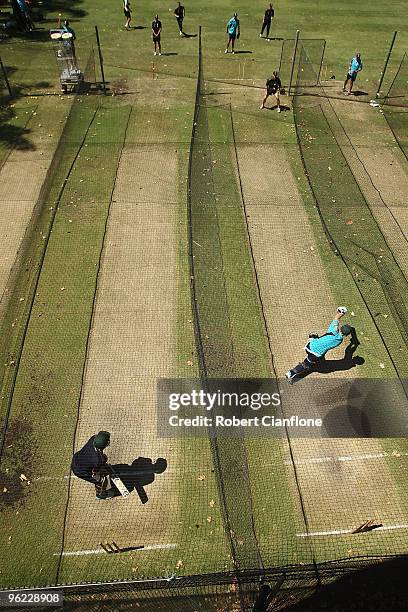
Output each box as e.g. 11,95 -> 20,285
177,16 -> 183,32
261,19 -> 272,37
290,345 -> 324,376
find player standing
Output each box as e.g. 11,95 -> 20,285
343,52 -> 363,95
260,71 -> 282,111
225,13 -> 240,54
260,3 -> 274,39
174,2 -> 185,36
152,14 -> 162,56
71,431 -> 117,500
123,0 -> 132,30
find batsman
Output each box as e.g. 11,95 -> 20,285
286,307 -> 351,383
71,431 -> 119,500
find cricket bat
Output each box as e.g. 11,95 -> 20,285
111,476 -> 130,498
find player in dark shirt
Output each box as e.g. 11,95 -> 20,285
260,71 -> 282,112
152,14 -> 162,56
71,431 -> 116,499
260,3 -> 274,39
174,2 -> 185,35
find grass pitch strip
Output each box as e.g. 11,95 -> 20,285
0,99 -> 130,587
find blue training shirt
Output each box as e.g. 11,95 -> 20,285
228,17 -> 238,35
307,319 -> 344,357
350,57 -> 362,74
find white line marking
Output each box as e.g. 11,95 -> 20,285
285,452 -> 408,466
297,525 -> 408,537
54,543 -> 177,557
34,475 -> 71,481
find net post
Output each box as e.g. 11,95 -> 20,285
278,39 -> 284,74
94,25 -> 107,95
376,30 -> 398,98
317,40 -> 326,84
0,56 -> 12,97
288,30 -> 300,96
198,24 -> 201,59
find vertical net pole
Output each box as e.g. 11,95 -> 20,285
384,51 -> 407,105
288,30 -> 300,96
317,39 -> 326,84
278,39 -> 285,74
376,30 -> 398,98
0,56 -> 12,97
94,25 -> 106,95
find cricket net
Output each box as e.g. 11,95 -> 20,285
1,27 -> 408,612
188,28 -> 266,581
293,42 -> 408,380
383,52 -> 408,108
382,52 -> 408,160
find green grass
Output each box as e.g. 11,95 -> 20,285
2,1 -> 407,96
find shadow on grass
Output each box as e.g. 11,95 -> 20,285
263,104 -> 291,112
1,0 -> 86,41
110,457 -> 168,504
0,104 -> 36,152
351,89 -> 369,96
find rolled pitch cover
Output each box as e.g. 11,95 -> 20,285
50,32 -> 62,40
61,32 -> 73,40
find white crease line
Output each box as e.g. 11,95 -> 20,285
285,452 -> 408,466
34,475 -> 72,481
297,525 -> 408,537
54,544 -> 178,557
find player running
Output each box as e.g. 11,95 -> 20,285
225,13 -> 240,54
260,3 -> 274,39
174,2 -> 185,35
285,307 -> 351,383
152,14 -> 162,56
260,71 -> 282,111
343,52 -> 363,95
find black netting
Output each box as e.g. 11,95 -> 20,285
188,29 -> 264,580
384,53 -> 408,108
383,53 -> 408,160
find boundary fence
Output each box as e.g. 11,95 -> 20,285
0,556 -> 407,610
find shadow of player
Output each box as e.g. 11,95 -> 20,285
111,457 -> 167,503
315,328 -> 365,374
266,104 -> 291,112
